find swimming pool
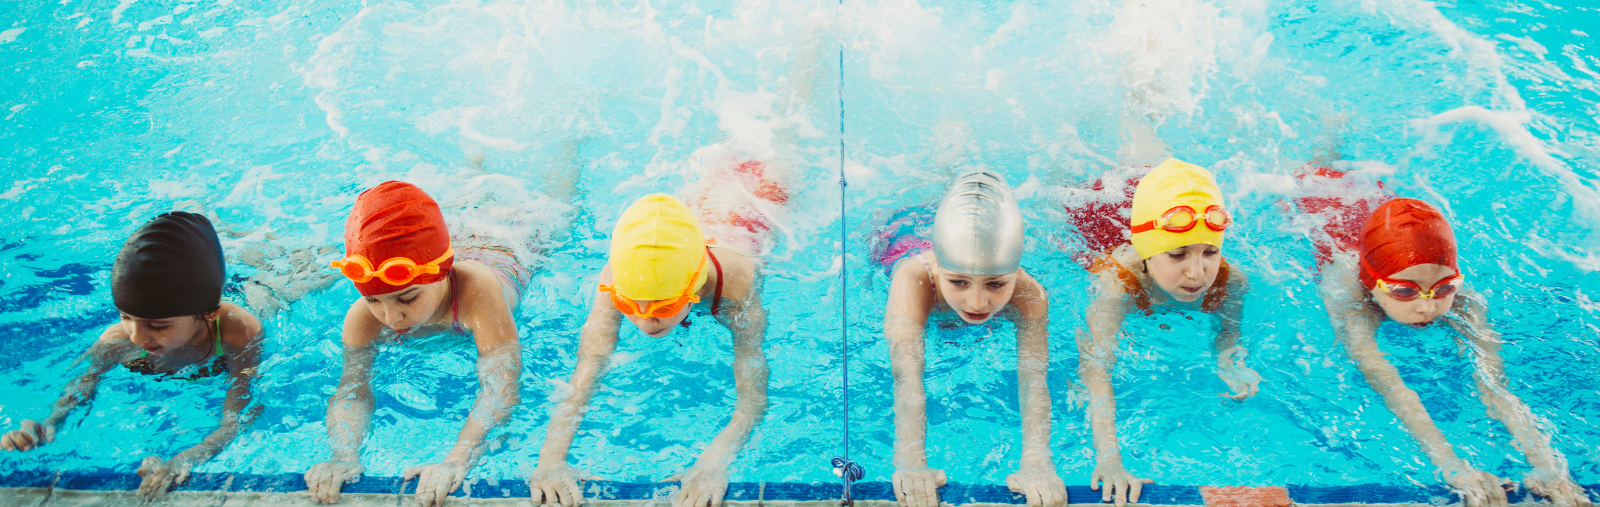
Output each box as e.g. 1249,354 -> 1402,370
1,0 -> 1597,503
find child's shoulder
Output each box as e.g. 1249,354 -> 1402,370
218,302 -> 264,348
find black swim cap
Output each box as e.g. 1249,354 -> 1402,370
111,212 -> 226,319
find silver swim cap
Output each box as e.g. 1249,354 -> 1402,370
932,170 -> 1025,276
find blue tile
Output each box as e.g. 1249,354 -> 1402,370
56,469 -> 140,491
173,472 -> 231,492
0,470 -> 55,488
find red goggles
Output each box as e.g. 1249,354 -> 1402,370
597,253 -> 707,319
331,246 -> 454,286
1374,273 -> 1464,301
1131,205 -> 1231,234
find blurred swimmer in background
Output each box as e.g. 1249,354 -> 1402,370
1,212 -> 265,502
872,171 -> 1067,507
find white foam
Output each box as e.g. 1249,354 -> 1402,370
0,28 -> 24,44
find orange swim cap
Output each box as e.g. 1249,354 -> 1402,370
1358,198 -> 1456,290
344,181 -> 453,296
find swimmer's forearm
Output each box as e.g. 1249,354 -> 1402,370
537,352 -> 609,464
695,336 -> 769,470
890,364 -> 930,467
325,389 -> 374,462
1016,321 -> 1053,465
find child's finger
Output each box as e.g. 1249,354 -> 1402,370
1130,479 -> 1145,505
563,478 -> 584,507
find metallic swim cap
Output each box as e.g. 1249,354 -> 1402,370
932,170 -> 1025,276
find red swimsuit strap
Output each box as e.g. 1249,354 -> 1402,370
708,248 -> 724,317
449,271 -> 464,334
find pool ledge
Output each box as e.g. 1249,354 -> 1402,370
1,472 -> 1594,507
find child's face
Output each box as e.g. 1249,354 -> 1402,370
120,313 -> 210,355
936,269 -> 1019,324
1371,263 -> 1458,326
1143,243 -> 1223,303
623,300 -> 693,337
362,278 -> 452,333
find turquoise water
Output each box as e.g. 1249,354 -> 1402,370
1,0 -> 1597,495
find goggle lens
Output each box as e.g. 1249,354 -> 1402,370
382,264 -> 415,284
1167,209 -> 1196,229
1386,284 -> 1422,301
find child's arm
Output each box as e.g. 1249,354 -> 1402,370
669,276 -> 770,507
1318,257 -> 1508,507
885,259 -> 943,507
1006,273 -> 1066,507
1212,269 -> 1259,399
0,325 -> 128,451
1080,269 -> 1151,507
1445,290 -> 1592,507
137,306 -> 265,500
305,301 -> 382,505
529,272 -> 623,507
406,272 -> 525,507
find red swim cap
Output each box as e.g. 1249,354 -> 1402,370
344,181 -> 453,296
1358,198 -> 1456,290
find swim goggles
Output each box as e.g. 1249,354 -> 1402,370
597,253 -> 706,319
331,246 -> 455,286
1131,205 -> 1231,234
1374,273 -> 1464,301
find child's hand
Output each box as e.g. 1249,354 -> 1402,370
1441,464 -> 1512,507
528,462 -> 598,507
1005,467 -> 1067,507
403,461 -> 468,507
136,455 -> 191,502
892,466 -> 946,507
304,460 -> 365,504
0,420 -> 55,451
1523,466 -> 1593,507
664,463 -> 729,507
1216,346 -> 1261,400
1090,459 -> 1153,507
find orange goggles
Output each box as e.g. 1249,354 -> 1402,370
597,254 -> 706,319
1131,205 -> 1231,234
1375,273 -> 1464,301
331,246 -> 455,286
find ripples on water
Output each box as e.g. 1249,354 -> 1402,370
0,0 -> 1596,489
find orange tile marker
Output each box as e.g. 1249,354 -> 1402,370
1200,486 -> 1292,507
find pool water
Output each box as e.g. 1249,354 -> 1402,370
2,0 -> 1597,496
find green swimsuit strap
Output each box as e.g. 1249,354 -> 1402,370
214,316 -> 225,358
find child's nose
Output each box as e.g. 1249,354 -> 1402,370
381,305 -> 404,327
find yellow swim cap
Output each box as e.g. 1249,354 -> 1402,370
610,194 -> 709,300
1130,158 -> 1227,259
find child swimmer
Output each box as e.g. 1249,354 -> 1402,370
528,193 -> 771,507
1072,159 -> 1256,506
875,171 -> 1067,507
1307,192 -> 1592,507
0,212 -> 266,502
302,181 -> 528,507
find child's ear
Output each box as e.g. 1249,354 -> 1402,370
202,306 -> 223,321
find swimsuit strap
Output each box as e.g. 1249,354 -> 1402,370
1089,252 -> 1151,312
1201,257 -> 1231,313
213,316 -> 225,357
449,271 -> 465,334
708,247 -> 724,317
